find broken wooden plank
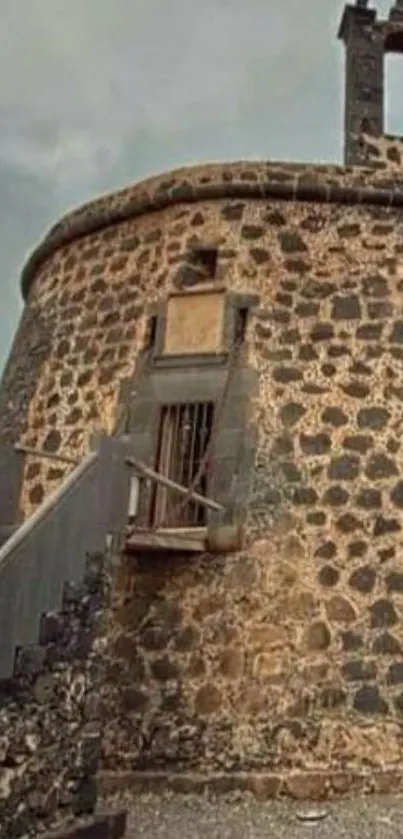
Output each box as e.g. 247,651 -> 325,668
14,444 -> 78,466
125,456 -> 224,512
126,529 -> 206,553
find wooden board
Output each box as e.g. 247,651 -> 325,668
126,529 -> 207,553
163,291 -> 225,355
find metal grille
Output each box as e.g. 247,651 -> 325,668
150,402 -> 214,528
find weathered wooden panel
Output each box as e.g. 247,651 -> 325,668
163,291 -> 225,355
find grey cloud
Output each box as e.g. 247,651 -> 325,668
0,0 -> 401,371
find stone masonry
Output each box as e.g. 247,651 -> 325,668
2,0 -> 403,795
0,552 -> 111,838
339,0 -> 403,165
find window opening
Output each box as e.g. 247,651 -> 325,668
192,247 -> 218,279
145,315 -> 157,350
234,307 -> 249,347
150,402 -> 214,528
385,52 -> 403,135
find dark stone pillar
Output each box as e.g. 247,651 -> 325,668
338,3 -> 384,165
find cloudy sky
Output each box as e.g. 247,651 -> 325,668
0,0 -> 401,374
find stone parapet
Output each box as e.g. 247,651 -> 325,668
20,157 -> 403,300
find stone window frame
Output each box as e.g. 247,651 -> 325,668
123,290 -> 259,530
146,288 -> 258,369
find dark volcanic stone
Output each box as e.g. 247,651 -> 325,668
348,540 -> 368,558
323,485 -> 349,506
292,487 -> 318,505
300,280 -> 334,300
302,384 -> 328,395
306,511 -> 327,525
279,327 -> 300,344
369,599 -> 398,628
356,323 -> 384,340
318,565 -> 339,587
357,407 -> 390,430
365,453 -> 398,481
151,656 -> 180,681
390,481 -> 403,508
387,663 -> 403,685
221,202 -> 245,221
343,434 -> 373,454
349,565 -> 376,593
270,308 -> 291,324
191,211 -> 205,226
280,402 -> 306,426
321,363 -> 337,377
306,621 -> 331,651
279,461 -> 302,482
328,455 -> 360,481
331,295 -> 361,319
122,687 -> 149,712
390,320 -> 403,343
271,434 -> 294,457
284,258 -> 311,274
250,247 -> 270,264
272,366 -> 302,383
355,488 -> 382,509
327,344 -> 351,358
373,516 -> 400,537
386,571 -> 403,592
320,688 -> 347,709
295,301 -> 319,317
342,659 -> 377,681
26,463 -> 41,480
43,429 -> 61,453
300,433 -> 331,456
338,223 -> 361,238
379,547 -> 396,562
372,632 -> 402,655
310,323 -> 334,342
367,301 -> 393,319
241,224 -> 263,240
342,631 -> 363,651
341,381 -> 370,399
349,361 -> 372,377
298,343 -> 318,361
265,209 -> 287,226
315,541 -> 337,560
279,230 -> 308,253
336,513 -> 362,533
29,484 -> 45,505
362,275 -> 389,297
322,407 -> 348,427
353,685 -> 388,714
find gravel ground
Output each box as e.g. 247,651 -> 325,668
115,792 -> 403,839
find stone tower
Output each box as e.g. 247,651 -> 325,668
338,0 -> 403,164
2,1 -> 403,794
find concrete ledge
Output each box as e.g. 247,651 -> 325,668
99,769 -> 403,801
42,811 -> 127,839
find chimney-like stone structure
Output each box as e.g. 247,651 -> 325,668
338,1 -> 403,165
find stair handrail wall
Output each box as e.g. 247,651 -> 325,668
0,435 -> 131,679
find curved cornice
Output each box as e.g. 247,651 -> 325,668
21,159 -> 403,299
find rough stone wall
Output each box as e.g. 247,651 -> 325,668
0,552 -> 111,838
3,160 -> 403,518
4,159 -> 403,774
358,133 -> 403,168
